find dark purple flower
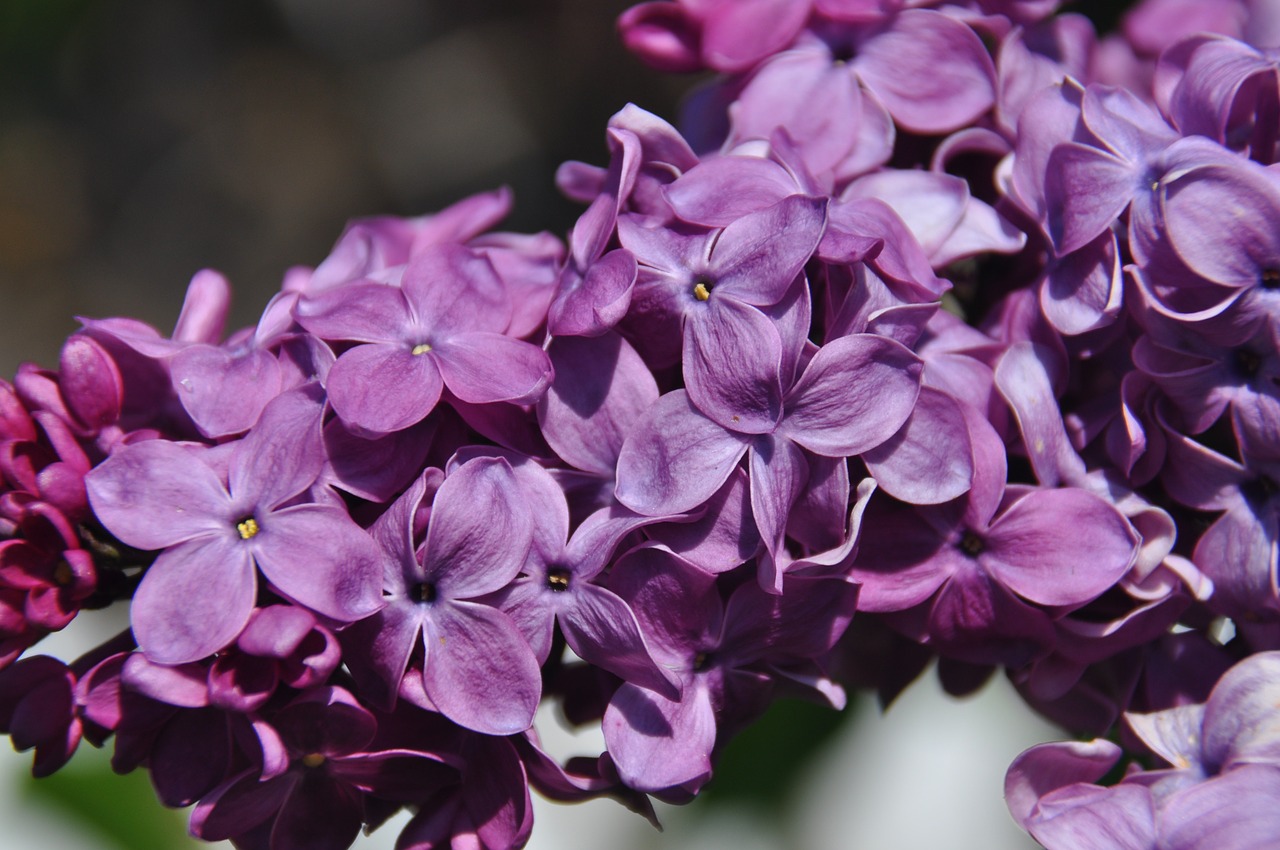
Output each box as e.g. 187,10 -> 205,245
191,687 -> 456,850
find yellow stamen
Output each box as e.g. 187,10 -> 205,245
412,343 -> 433,355
301,753 -> 325,769
237,518 -> 260,540
693,282 -> 711,301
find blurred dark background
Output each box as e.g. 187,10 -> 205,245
0,0 -> 684,376
0,0 -> 1131,378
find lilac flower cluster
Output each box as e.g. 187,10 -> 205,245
1,0 -> 1279,847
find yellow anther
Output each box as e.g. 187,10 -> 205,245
302,753 -> 326,769
237,518 -> 260,540
412,343 -> 433,355
693,282 -> 712,301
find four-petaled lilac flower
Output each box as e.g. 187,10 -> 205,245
340,458 -> 542,736
85,387 -> 384,664
295,243 -> 553,435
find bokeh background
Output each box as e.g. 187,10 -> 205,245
0,1 -> 1129,847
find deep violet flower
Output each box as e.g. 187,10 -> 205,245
602,544 -> 857,792
614,318 -> 922,588
191,687 -> 457,850
849,401 -> 1140,667
85,387 -> 383,663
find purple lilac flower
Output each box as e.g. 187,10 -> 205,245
295,243 -> 552,435
86,386 -> 383,663
339,458 -> 541,735
1007,652 -> 1280,850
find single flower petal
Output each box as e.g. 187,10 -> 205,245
252,505 -> 384,622
781,334 -> 922,457
433,333 -> 553,405
86,440 -> 231,551
422,600 -> 541,735
423,458 -> 533,599
326,343 -> 443,435
684,298 -> 785,433
132,535 -> 257,664
615,390 -> 751,516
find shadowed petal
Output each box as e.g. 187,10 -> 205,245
423,458 -> 533,599
863,386 -> 974,505
603,678 -> 715,792
749,436 -> 808,592
984,489 -> 1138,607
562,584 -> 680,699
684,298 -> 784,433
539,332 -> 658,476
271,772 -> 364,850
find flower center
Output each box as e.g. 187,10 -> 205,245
414,582 -> 436,603
692,279 -> 713,301
546,567 -> 571,592
301,753 -> 326,769
411,343 -> 433,355
52,560 -> 74,587
1234,348 -> 1262,379
958,530 -> 984,557
1262,268 -> 1280,291
237,518 -> 260,540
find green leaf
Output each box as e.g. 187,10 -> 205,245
19,745 -> 205,850
698,696 -> 856,814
